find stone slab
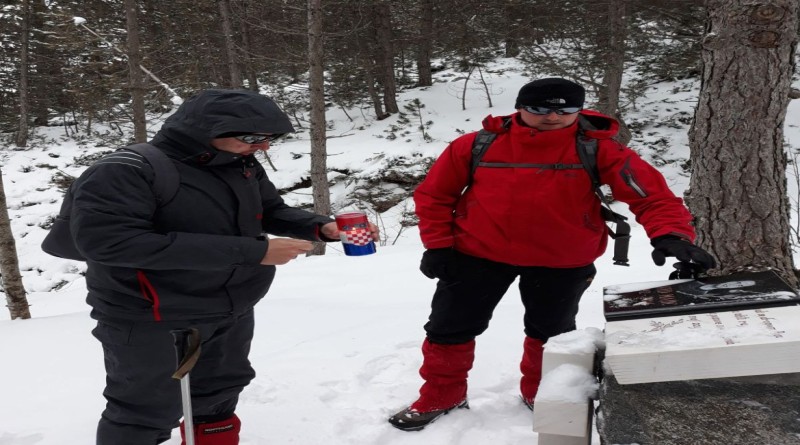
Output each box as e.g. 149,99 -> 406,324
596,372 -> 800,445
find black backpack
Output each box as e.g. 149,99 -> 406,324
468,116 -> 631,266
41,143 -> 179,261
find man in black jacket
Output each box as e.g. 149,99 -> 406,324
71,89 -> 377,445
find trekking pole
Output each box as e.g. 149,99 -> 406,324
670,261 -> 707,280
171,328 -> 202,445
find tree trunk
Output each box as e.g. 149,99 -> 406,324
240,0 -> 259,91
307,0 -> 331,256
356,37 -> 387,119
415,0 -> 434,87
373,1 -> 398,113
598,0 -> 632,145
364,58 -> 387,119
0,167 -> 30,320
124,0 -> 147,143
502,0 -> 522,57
686,0 -> 798,286
15,0 -> 31,148
219,0 -> 243,88
28,0 -> 54,127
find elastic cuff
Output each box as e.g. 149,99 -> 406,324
241,238 -> 269,264
650,233 -> 691,246
316,223 -> 339,242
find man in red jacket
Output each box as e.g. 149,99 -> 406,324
388,78 -> 715,431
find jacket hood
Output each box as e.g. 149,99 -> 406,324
151,89 -> 295,164
481,109 -> 619,140
575,109 -> 619,140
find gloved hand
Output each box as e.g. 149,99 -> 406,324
419,248 -> 458,281
651,235 -> 716,272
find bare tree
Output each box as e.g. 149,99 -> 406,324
0,166 -> 30,320
307,0 -> 332,256
238,0 -> 259,91
14,0 -> 31,148
124,0 -> 147,142
356,37 -> 388,119
597,0 -> 632,145
372,1 -> 399,113
219,0 -> 243,88
501,0 -> 525,57
415,0 -> 434,87
5,0 -> 32,320
686,0 -> 798,286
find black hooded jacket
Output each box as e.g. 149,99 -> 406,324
71,90 -> 333,321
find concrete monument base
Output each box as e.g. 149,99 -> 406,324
596,372 -> 800,445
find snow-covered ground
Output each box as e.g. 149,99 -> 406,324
1,58 -> 799,444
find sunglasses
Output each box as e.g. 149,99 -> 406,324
522,106 -> 582,115
233,134 -> 283,144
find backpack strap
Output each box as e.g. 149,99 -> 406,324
576,117 -> 631,266
123,143 -> 180,207
469,130 -> 499,187
468,117 -> 513,187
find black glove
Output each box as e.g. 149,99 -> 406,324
419,248 -> 458,281
651,235 -> 716,272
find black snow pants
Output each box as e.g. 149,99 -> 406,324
424,250 -> 596,344
93,309 -> 256,445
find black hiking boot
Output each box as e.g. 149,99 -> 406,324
388,400 -> 469,431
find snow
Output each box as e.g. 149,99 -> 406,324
537,365 -> 599,402
604,279 -> 693,297
1,58 -> 799,444
543,328 -> 605,355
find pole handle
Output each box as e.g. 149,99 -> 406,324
171,328 -> 201,380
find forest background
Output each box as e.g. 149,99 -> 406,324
1,0 -> 799,318
0,1 -> 799,443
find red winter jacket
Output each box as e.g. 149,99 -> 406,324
413,110 -> 696,267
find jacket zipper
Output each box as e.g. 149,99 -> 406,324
136,270 -> 162,321
621,160 -> 648,198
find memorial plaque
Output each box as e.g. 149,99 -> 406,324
603,270 -> 799,321
604,305 -> 800,384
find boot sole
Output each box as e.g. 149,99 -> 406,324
388,400 -> 469,432
520,395 -> 535,412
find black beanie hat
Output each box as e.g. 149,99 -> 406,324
515,78 -> 585,109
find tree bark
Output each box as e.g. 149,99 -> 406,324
124,0 -> 147,143
28,0 -> 56,127
686,0 -> 798,286
239,0 -> 259,91
502,0 -> 522,57
307,0 -> 331,256
373,1 -> 398,113
15,0 -> 31,148
598,0 -> 632,145
356,37 -> 386,119
0,167 -> 30,320
415,0 -> 434,87
219,0 -> 243,88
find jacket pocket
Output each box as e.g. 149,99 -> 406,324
91,320 -> 134,346
454,196 -> 472,219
